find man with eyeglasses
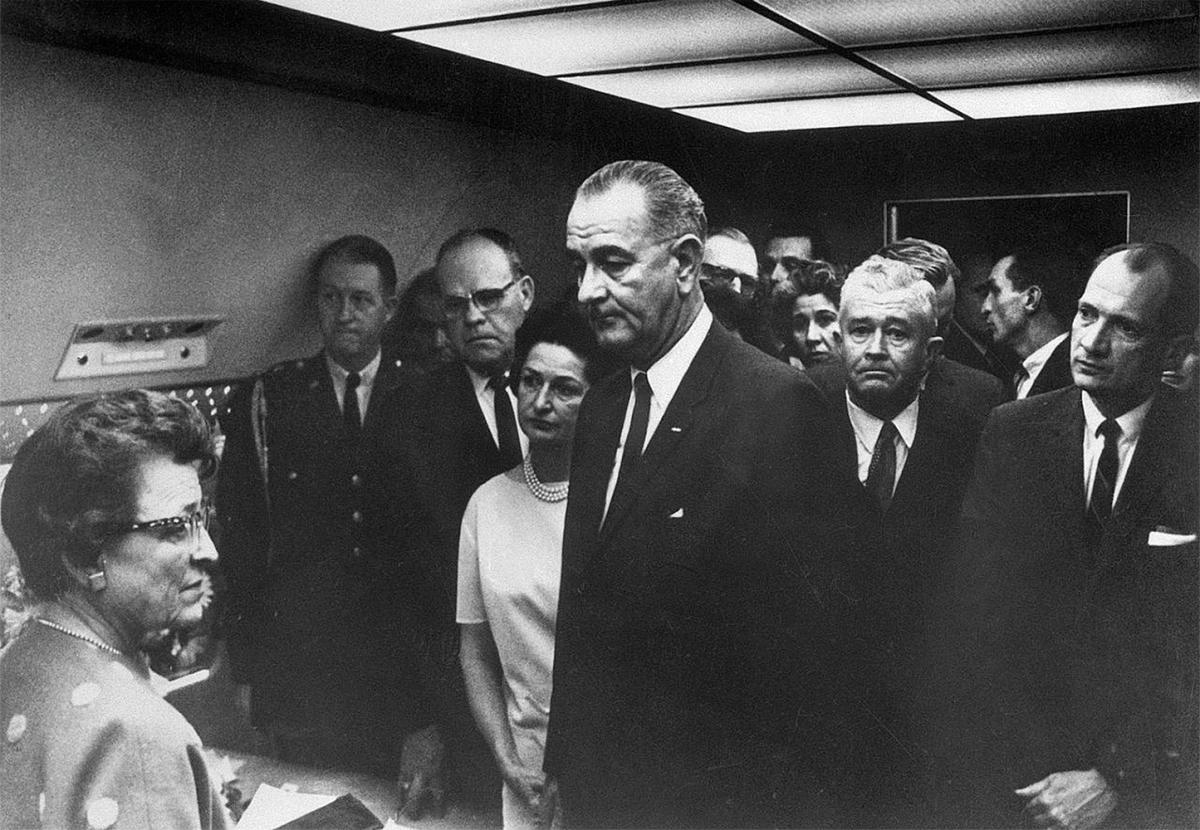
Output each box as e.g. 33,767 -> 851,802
383,227 -> 535,809
218,235 -> 446,817
698,226 -> 771,347
545,161 -> 858,828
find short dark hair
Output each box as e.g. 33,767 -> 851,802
768,260 -> 848,347
1093,242 -> 1200,340
877,237 -> 959,290
577,160 -> 706,244
435,228 -> 527,282
764,222 -> 829,261
2,390 -> 217,600
1003,246 -> 1082,325
312,234 -> 398,296
512,301 -> 618,386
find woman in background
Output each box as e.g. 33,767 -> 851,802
456,306 -> 609,829
0,390 -> 227,829
771,259 -> 848,369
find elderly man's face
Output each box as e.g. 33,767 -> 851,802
569,183 -> 695,366
1071,252 -> 1171,415
702,235 -> 759,296
841,288 -> 941,417
437,237 -> 534,376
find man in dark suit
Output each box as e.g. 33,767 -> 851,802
982,246 -> 1078,399
808,255 -> 991,825
954,242 -> 1199,829
218,235 -> 444,814
383,227 -> 534,805
545,160 -> 856,828
878,238 -> 1009,418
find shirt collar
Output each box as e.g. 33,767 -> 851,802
1081,389 -> 1153,443
845,390 -> 921,449
326,350 -> 381,387
1022,331 -> 1068,376
636,304 -> 713,407
466,364 -> 508,398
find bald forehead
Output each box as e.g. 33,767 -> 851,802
436,236 -> 514,289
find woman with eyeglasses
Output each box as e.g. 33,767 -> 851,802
0,389 -> 228,829
456,305 -> 612,829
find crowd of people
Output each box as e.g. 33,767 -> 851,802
1,159 -> 1197,830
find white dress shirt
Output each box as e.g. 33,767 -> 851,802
1081,391 -> 1152,508
845,392 -> 921,498
326,350 -> 381,419
466,365 -> 529,457
603,305 -> 714,516
1016,331 -> 1068,399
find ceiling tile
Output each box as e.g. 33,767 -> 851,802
675,93 -> 959,132
870,20 -> 1198,88
561,53 -> 893,108
394,0 -> 817,76
759,0 -> 1194,47
938,70 -> 1200,118
261,0 -> 598,31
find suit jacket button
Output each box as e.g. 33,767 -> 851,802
287,471 -> 298,480
351,474 -> 362,487
352,510 -> 363,523
352,546 -> 363,558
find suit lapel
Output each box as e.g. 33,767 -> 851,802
1029,337 -> 1072,397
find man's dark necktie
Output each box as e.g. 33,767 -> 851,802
1012,366 -> 1029,398
610,372 -> 652,516
1085,419 -> 1122,553
490,374 -> 523,468
343,371 -> 362,444
865,420 -> 898,512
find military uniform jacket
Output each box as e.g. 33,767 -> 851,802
217,352 -> 434,748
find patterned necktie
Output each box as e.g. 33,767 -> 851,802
343,371 -> 362,443
865,420 -> 898,512
489,373 -> 523,469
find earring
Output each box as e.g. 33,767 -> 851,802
88,559 -> 107,592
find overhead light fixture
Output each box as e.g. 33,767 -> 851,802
938,70 -> 1200,119
675,92 -> 959,132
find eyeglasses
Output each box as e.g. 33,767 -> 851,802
442,280 -> 515,317
126,501 -> 214,548
700,263 -> 755,286
518,368 -> 586,402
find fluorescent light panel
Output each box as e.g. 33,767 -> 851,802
562,52 -> 893,108
760,0 -> 1194,48
675,93 -> 958,132
872,20 -> 1198,88
394,0 -> 817,77
260,0 -> 596,31
939,70 -> 1200,119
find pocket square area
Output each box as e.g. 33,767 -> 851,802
1148,529 -> 1198,547
669,507 -> 684,518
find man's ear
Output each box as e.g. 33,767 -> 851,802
925,335 -> 945,366
382,292 -> 399,325
1024,285 -> 1043,314
672,235 -> 705,296
516,274 -> 536,312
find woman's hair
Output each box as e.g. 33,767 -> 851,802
1,389 -> 217,600
511,301 -> 619,386
768,259 -> 848,348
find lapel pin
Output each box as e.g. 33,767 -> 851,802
669,426 -> 682,433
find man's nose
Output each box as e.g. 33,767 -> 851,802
533,385 -> 554,410
193,526 -> 218,563
577,265 -> 607,304
1077,320 -> 1108,355
338,296 -> 357,320
865,329 -> 886,354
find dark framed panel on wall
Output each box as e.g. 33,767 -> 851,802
884,191 -> 1130,269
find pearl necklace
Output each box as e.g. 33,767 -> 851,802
523,454 -> 569,503
35,618 -> 124,656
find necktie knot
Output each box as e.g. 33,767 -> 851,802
488,373 -> 508,391
1098,418 -> 1121,442
490,372 -> 522,468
